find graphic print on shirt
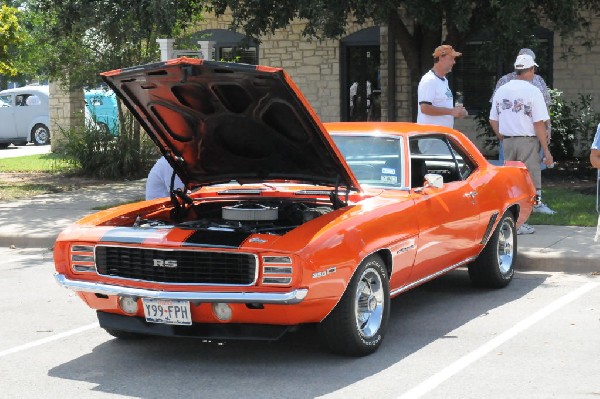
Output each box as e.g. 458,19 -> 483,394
497,98 -> 533,118
513,99 -> 524,113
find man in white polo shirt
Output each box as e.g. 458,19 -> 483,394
489,53 -> 554,234
417,44 -> 468,128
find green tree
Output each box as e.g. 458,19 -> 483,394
210,0 -> 600,113
12,0 -> 205,177
26,0 -> 204,88
0,4 -> 22,76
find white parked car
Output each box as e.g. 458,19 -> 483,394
0,85 -> 51,147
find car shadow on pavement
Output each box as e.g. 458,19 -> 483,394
48,269 -> 551,398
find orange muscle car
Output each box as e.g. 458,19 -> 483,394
53,58 -> 537,356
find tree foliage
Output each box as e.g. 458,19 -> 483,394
24,0 -> 205,88
0,4 -> 22,76
210,0 -> 600,90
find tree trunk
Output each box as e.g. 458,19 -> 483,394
389,10 -> 443,121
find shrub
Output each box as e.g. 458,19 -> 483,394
548,89 -> 600,160
58,111 -> 158,179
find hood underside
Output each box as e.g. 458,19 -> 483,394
101,58 -> 359,190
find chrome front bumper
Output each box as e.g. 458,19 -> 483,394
54,273 -> 308,304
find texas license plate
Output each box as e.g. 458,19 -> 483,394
142,298 -> 192,325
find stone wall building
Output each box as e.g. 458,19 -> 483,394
50,10 -> 600,155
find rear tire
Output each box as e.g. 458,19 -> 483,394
319,254 -> 390,356
468,212 -> 516,288
31,123 -> 50,145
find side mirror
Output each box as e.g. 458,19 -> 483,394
424,173 -> 444,189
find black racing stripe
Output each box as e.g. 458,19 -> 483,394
182,230 -> 251,248
99,227 -> 167,244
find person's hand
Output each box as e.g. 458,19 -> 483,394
542,153 -> 554,167
452,106 -> 468,119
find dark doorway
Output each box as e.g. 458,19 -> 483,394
341,27 -> 381,122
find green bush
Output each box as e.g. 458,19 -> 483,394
475,89 -> 600,160
58,111 -> 158,179
548,89 -> 599,160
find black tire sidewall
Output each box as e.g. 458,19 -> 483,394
352,258 -> 390,349
32,124 -> 50,145
319,254 -> 391,356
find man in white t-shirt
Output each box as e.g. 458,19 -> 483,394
489,53 -> 554,234
417,44 -> 468,128
145,156 -> 185,200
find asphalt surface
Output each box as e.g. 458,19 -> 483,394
0,179 -> 598,274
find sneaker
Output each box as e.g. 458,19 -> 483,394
533,202 -> 556,215
517,223 -> 535,235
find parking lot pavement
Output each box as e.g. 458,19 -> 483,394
0,143 -> 51,159
1,247 -> 599,399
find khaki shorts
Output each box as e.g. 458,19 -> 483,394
502,136 -> 542,189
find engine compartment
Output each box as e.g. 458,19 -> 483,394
133,199 -> 334,236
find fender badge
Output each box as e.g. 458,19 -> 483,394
249,238 -> 267,243
312,267 -> 336,279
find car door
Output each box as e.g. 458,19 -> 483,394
408,135 -> 482,281
14,93 -> 40,138
0,94 -> 17,138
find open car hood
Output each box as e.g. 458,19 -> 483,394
101,58 -> 359,191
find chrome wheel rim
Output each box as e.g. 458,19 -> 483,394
34,127 -> 48,144
497,219 -> 515,275
355,266 -> 384,339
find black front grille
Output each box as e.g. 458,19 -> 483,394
95,246 -> 257,285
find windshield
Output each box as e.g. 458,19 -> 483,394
0,95 -> 11,107
332,135 -> 404,188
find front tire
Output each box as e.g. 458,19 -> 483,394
319,254 -> 390,356
468,212 -> 516,288
31,123 -> 50,145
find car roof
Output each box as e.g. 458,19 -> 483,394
0,85 -> 49,96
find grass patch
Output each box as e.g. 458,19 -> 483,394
0,153 -> 75,173
529,187 -> 598,227
0,182 -> 60,201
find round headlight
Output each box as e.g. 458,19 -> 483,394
212,303 -> 233,321
118,296 -> 139,315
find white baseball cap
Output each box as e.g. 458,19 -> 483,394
514,54 -> 538,70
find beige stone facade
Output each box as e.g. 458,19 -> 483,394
49,80 -> 85,151
48,10 -> 600,156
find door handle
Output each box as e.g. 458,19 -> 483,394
463,191 -> 478,198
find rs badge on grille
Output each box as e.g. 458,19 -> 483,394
153,259 -> 178,268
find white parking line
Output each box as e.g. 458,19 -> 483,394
0,322 -> 99,359
398,282 -> 598,399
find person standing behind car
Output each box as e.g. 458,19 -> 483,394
591,123 -> 600,168
491,48 -> 552,165
417,44 -> 468,128
489,53 -> 554,235
145,156 -> 184,200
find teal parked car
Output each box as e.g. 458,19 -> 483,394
85,89 -> 118,135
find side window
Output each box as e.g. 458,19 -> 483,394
25,95 -> 41,106
16,95 -> 27,106
409,135 -> 475,185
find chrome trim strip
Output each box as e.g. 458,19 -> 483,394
389,257 -> 476,297
54,273 -> 308,304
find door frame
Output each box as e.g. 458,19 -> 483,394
340,26 -> 380,121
